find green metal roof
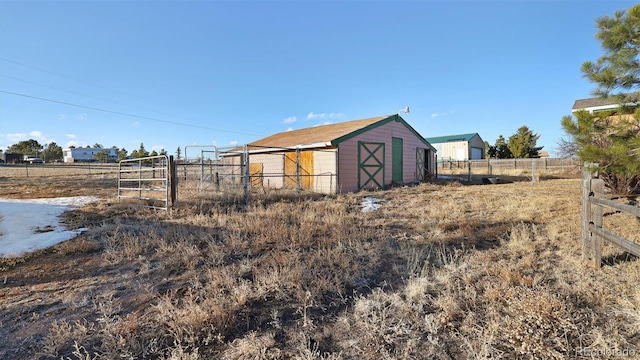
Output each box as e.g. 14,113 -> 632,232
425,133 -> 479,144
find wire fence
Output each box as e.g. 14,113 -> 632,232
0,162 -> 119,178
172,145 -> 339,205
1,145 -> 338,206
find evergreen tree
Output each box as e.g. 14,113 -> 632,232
562,109 -> 640,194
581,4 -> 640,99
42,142 -> 63,161
7,139 -> 43,156
562,3 -> 640,194
117,148 -> 128,162
494,135 -> 513,159
176,146 -> 182,160
132,143 -> 149,159
507,126 -> 543,158
93,149 -> 111,163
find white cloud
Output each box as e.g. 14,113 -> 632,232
65,134 -> 77,139
283,116 -> 297,124
59,114 -> 66,121
307,112 -> 345,120
229,140 -> 238,146
286,127 -> 294,132
75,113 -> 87,121
313,121 -> 334,127
431,110 -> 455,119
65,140 -> 88,148
6,131 -> 55,145
132,121 -> 140,128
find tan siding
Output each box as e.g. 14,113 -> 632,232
248,153 -> 285,188
313,149 -> 337,194
437,141 -> 468,161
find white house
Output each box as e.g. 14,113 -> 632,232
63,147 -> 117,163
572,93 -> 640,113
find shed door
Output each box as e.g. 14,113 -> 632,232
471,147 -> 483,160
416,148 -> 425,181
358,142 -> 385,190
284,151 -> 314,190
392,137 -> 403,183
249,163 -> 263,187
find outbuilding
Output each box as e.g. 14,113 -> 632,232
425,133 -> 485,162
223,114 -> 436,194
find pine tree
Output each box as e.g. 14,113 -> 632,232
562,109 -> 640,194
117,148 -> 128,162
563,3 -> 640,194
494,135 -> 513,159
507,126 -> 543,158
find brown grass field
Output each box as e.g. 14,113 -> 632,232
0,166 -> 639,359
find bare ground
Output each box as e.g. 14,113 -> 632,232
0,173 -> 639,359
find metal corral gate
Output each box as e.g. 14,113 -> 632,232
118,155 -> 176,210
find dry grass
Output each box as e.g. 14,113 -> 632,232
0,174 -> 639,359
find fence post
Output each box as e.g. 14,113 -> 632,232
296,147 -> 301,195
531,161 -> 536,184
590,179 -> 605,268
169,155 -> 177,206
467,161 -> 471,182
581,174 -> 591,263
243,145 -> 249,205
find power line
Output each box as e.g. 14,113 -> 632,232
0,57 -> 215,120
0,74 -> 165,115
0,90 -> 258,136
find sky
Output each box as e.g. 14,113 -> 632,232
0,0 -> 637,158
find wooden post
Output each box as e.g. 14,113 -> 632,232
590,179 -> 605,268
169,156 -> 177,205
581,176 -> 591,263
531,161 -> 536,184
243,145 -> 249,205
296,148 -> 301,195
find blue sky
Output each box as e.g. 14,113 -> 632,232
0,1 -> 636,157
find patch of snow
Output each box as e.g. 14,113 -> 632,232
0,196 -> 98,258
360,197 -> 385,212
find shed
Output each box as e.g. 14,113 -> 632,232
223,114 -> 436,193
425,133 -> 484,161
0,153 -> 24,164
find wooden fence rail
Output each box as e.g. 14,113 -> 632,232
581,174 -> 640,268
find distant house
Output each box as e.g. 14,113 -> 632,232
63,147 -> 117,163
572,93 -> 640,113
425,133 -> 484,162
222,114 -> 436,193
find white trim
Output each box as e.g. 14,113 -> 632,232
572,102 -> 638,113
220,142 -> 334,156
